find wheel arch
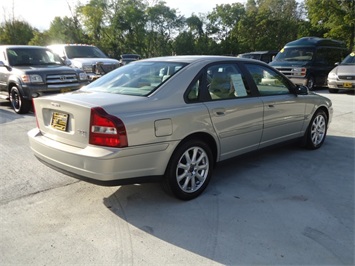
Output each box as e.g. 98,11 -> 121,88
316,106 -> 330,124
7,76 -> 23,95
174,132 -> 218,165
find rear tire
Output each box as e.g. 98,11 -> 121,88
9,86 -> 31,114
307,76 -> 315,90
304,109 -> 328,149
163,140 -> 213,200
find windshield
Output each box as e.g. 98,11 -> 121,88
274,47 -> 314,62
7,48 -> 64,66
81,61 -> 187,96
340,53 -> 355,65
65,46 -> 108,59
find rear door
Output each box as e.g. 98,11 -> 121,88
199,62 -> 264,161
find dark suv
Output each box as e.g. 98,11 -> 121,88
0,45 -> 88,114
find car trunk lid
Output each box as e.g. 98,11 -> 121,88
33,91 -> 140,149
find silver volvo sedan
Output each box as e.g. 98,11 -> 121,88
28,56 -> 333,200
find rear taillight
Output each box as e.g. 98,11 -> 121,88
89,107 -> 128,148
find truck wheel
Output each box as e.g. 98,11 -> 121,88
307,76 -> 315,90
163,140 -> 213,200
9,86 -> 31,114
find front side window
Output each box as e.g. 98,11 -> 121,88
246,64 -> 291,95
82,61 -> 187,96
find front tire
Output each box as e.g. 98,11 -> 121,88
304,109 -> 328,149
9,86 -> 31,114
163,140 -> 213,200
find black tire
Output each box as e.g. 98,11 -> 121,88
329,88 -> 339,93
9,86 -> 31,114
304,109 -> 328,149
307,76 -> 315,90
163,139 -> 214,200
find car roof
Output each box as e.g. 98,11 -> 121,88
137,55 -> 258,64
0,45 -> 49,50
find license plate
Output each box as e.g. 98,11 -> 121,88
51,112 -> 69,131
343,82 -> 353,88
60,88 -> 72,93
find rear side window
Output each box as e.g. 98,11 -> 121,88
315,48 -> 347,65
246,64 -> 291,95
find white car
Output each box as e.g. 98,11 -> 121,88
28,56 -> 333,200
328,52 -> 355,93
48,44 -> 120,81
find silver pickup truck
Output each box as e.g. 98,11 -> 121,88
0,45 -> 88,114
48,44 -> 120,81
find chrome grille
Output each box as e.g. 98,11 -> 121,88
338,75 -> 355,80
94,63 -> 119,74
46,74 -> 78,84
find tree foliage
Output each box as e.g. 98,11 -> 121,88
305,0 -> 355,49
0,0 -> 353,58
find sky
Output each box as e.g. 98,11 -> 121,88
1,0 -> 246,31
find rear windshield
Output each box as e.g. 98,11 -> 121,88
7,48 -> 63,66
340,53 -> 355,65
81,61 -> 187,96
274,47 -> 314,62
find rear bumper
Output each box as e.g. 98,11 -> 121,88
28,128 -> 177,182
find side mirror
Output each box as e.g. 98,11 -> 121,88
64,59 -> 71,66
295,85 -> 309,95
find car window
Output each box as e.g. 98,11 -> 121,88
6,48 -> 63,66
246,64 -> 291,95
82,61 -> 187,96
206,63 -> 250,100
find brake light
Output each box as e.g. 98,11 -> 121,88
292,67 -> 307,77
89,107 -> 128,147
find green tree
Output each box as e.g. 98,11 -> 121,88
145,1 -> 183,57
207,3 -> 246,55
0,19 -> 34,44
305,0 -> 355,49
238,0 -> 300,52
45,16 -> 88,44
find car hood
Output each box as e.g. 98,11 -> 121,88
329,65 -> 355,76
69,58 -> 120,65
12,65 -> 80,74
269,61 -> 312,67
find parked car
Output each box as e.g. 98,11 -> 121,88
237,50 -> 277,63
120,54 -> 140,66
48,44 -> 120,81
28,56 -> 333,200
0,45 -> 88,114
327,52 -> 355,93
270,37 -> 349,90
